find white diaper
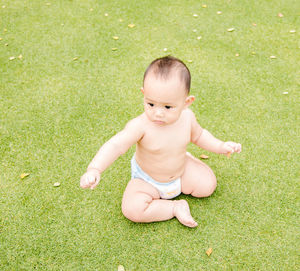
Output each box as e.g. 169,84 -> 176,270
131,154 -> 181,199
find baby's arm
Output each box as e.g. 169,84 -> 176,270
80,117 -> 144,189
190,111 -> 241,155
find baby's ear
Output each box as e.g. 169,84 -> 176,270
184,96 -> 195,108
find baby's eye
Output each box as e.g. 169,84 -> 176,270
148,103 -> 154,107
165,105 -> 172,109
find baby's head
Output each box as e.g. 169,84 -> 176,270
142,56 -> 195,125
143,56 -> 191,94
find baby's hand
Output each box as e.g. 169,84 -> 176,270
80,169 -> 101,190
222,141 -> 242,155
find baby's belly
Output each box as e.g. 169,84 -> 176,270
135,151 -> 186,183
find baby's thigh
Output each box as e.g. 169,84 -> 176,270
181,153 -> 217,198
122,179 -> 160,219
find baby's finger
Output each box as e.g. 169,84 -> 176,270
87,175 -> 96,185
80,175 -> 90,188
90,175 -> 100,190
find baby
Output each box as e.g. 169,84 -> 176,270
80,56 -> 242,228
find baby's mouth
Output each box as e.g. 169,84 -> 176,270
153,120 -> 165,125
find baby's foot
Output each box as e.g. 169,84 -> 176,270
173,200 -> 198,228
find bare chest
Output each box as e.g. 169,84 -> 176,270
139,121 -> 191,154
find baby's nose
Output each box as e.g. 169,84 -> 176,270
155,108 -> 164,117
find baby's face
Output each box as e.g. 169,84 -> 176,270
143,73 -> 192,126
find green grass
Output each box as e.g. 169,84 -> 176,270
0,0 -> 299,270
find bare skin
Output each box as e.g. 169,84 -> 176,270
80,71 -> 242,227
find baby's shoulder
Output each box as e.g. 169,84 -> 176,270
125,113 -> 147,130
182,108 -> 196,121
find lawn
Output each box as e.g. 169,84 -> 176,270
0,0 -> 299,270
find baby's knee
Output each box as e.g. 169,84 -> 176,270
205,174 -> 217,197
122,196 -> 145,223
193,174 -> 217,198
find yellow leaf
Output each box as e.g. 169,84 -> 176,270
53,182 -> 60,187
18,55 -> 23,59
9,56 -> 15,61
217,11 -> 222,15
227,28 -> 235,32
112,48 -> 118,51
270,55 -> 277,59
206,247 -> 213,256
200,154 -> 209,159
113,36 -> 119,40
202,4 -> 207,8
20,173 -> 30,179
128,24 -> 135,28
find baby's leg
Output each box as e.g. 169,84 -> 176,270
122,179 -> 198,227
181,153 -> 217,197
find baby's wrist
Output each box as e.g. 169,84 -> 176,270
87,167 -> 101,174
219,142 -> 226,154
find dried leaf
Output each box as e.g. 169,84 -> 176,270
202,4 -> 207,8
53,182 -> 60,187
73,57 -> 78,61
112,48 -> 118,51
9,56 -> 15,61
235,53 -> 240,57
200,154 -> 209,159
118,265 -> 125,271
20,173 -> 30,179
128,24 -> 135,28
206,247 -> 213,256
227,28 -> 235,32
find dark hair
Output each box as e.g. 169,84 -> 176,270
143,56 -> 191,93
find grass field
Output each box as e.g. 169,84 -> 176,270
0,0 -> 299,270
